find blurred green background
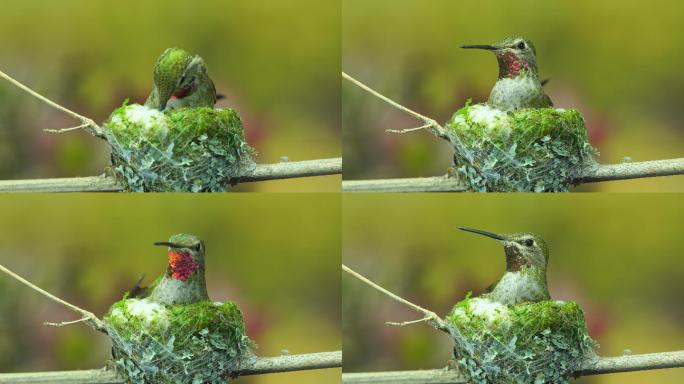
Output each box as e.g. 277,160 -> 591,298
343,194 -> 684,383
342,0 -> 684,191
0,194 -> 340,383
0,0 -> 340,192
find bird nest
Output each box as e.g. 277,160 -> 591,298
446,296 -> 597,384
104,298 -> 254,383
443,102 -> 598,192
99,103 -> 255,192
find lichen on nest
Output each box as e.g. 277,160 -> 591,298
446,296 -> 597,384
443,101 -> 598,192
100,102 -> 256,192
104,297 -> 254,384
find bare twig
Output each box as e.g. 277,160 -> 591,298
0,69 -> 101,134
343,176 -> 468,192
342,264 -> 447,331
0,351 -> 342,383
342,350 -> 684,383
0,262 -> 105,331
0,157 -> 342,192
342,72 -> 446,137
239,351 -> 342,375
578,157 -> 684,183
44,317 -> 91,327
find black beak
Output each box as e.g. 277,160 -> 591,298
154,241 -> 182,248
458,227 -> 505,241
461,44 -> 498,51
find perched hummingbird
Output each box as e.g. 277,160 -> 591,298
461,37 -> 553,111
144,48 -> 217,111
459,227 -> 550,305
140,233 -> 209,305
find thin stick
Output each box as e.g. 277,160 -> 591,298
342,72 -> 446,136
45,317 -> 91,327
44,123 -> 91,134
0,262 -> 105,331
342,264 -> 447,331
0,69 -> 100,134
386,316 -> 436,327
0,351 -> 342,383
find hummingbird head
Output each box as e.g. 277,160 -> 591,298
154,233 -> 205,282
459,227 -> 549,272
461,36 -> 539,79
151,48 -> 211,111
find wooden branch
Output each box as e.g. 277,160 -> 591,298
0,157 -> 342,192
342,158 -> 684,192
343,369 -> 467,384
0,351 -> 342,384
577,157 -> 684,183
239,351 -> 342,375
343,176 -> 467,192
342,350 -> 684,383
578,350 -> 684,375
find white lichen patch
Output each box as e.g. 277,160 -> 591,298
109,298 -> 169,329
451,104 -> 508,134
450,297 -> 508,324
123,104 -> 169,136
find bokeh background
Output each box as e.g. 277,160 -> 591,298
343,194 -> 684,383
0,194 -> 341,383
0,0 -> 340,192
342,0 -> 684,191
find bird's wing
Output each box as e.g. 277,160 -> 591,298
483,278 -> 500,294
128,273 -> 149,299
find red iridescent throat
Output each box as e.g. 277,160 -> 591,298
496,51 -> 529,79
168,250 -> 198,281
171,85 -> 192,100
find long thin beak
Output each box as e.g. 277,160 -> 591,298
154,241 -> 182,248
458,227 -> 505,241
461,44 -> 498,51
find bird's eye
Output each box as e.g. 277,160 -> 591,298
194,243 -> 202,251
523,239 -> 534,247
517,41 -> 526,50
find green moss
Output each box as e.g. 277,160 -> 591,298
102,102 -> 256,192
444,103 -> 598,192
446,298 -> 597,384
104,298 -> 253,383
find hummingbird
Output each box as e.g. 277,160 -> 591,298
459,227 -> 550,305
136,233 -> 209,305
144,48 -> 217,111
461,37 -> 553,111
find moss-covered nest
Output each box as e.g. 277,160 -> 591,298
101,103 -> 255,192
446,296 -> 597,384
444,102 -> 598,192
104,298 -> 254,383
